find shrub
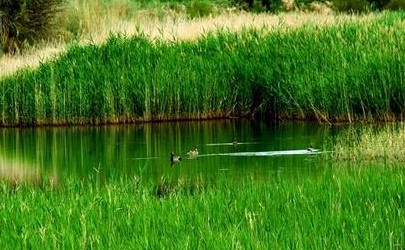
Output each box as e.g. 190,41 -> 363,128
367,0 -> 390,9
333,0 -> 405,11
0,0 -> 65,54
183,1 -> 219,18
332,0 -> 372,13
385,0 -> 405,10
231,0 -> 283,12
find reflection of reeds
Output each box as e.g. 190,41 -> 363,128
333,124 -> 405,163
0,159 -> 40,184
0,158 -> 59,186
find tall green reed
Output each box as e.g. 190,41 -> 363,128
1,11 -> 405,125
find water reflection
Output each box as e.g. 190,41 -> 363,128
0,159 -> 40,184
0,120 -> 339,183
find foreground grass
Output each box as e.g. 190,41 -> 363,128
0,166 -> 404,248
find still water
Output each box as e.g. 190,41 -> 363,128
0,120 -> 340,184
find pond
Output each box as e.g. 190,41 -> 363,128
0,120 -> 341,184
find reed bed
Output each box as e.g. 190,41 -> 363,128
0,9 -> 379,78
0,165 -> 404,248
333,123 -> 405,163
1,11 -> 405,125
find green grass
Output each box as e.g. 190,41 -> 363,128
0,165 -> 404,248
1,11 -> 405,125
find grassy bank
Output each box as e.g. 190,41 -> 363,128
333,123 -> 405,163
0,11 -> 358,79
1,11 -> 405,125
0,165 -> 404,248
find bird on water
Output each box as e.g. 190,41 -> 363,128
187,148 -> 199,158
307,145 -> 314,152
170,152 -> 182,164
232,137 -> 238,147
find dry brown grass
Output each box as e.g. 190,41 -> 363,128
66,10 -> 380,43
0,45 -> 65,78
0,1 -> 383,79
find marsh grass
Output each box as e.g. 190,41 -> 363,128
0,166 -> 404,248
333,123 -> 405,163
1,11 -> 405,125
0,8 -> 379,78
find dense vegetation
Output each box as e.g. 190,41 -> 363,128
1,1 -> 404,248
0,165 -> 403,248
2,0 -> 405,54
244,0 -> 405,12
0,0 -> 65,54
1,11 -> 405,125
333,123 -> 405,163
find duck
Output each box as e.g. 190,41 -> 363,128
307,145 -> 314,152
170,152 -> 182,164
232,137 -> 238,146
187,148 -> 199,158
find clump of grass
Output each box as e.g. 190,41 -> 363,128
333,123 -> 405,163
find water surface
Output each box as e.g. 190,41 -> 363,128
0,120 -> 340,184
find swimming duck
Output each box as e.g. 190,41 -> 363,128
187,148 -> 199,158
170,152 -> 182,164
307,145 -> 314,152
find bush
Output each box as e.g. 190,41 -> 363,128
183,1 -> 219,18
367,0 -> 390,9
333,0 -> 405,11
0,0 -> 65,54
333,0 -> 372,13
231,0 -> 283,12
385,0 -> 405,10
